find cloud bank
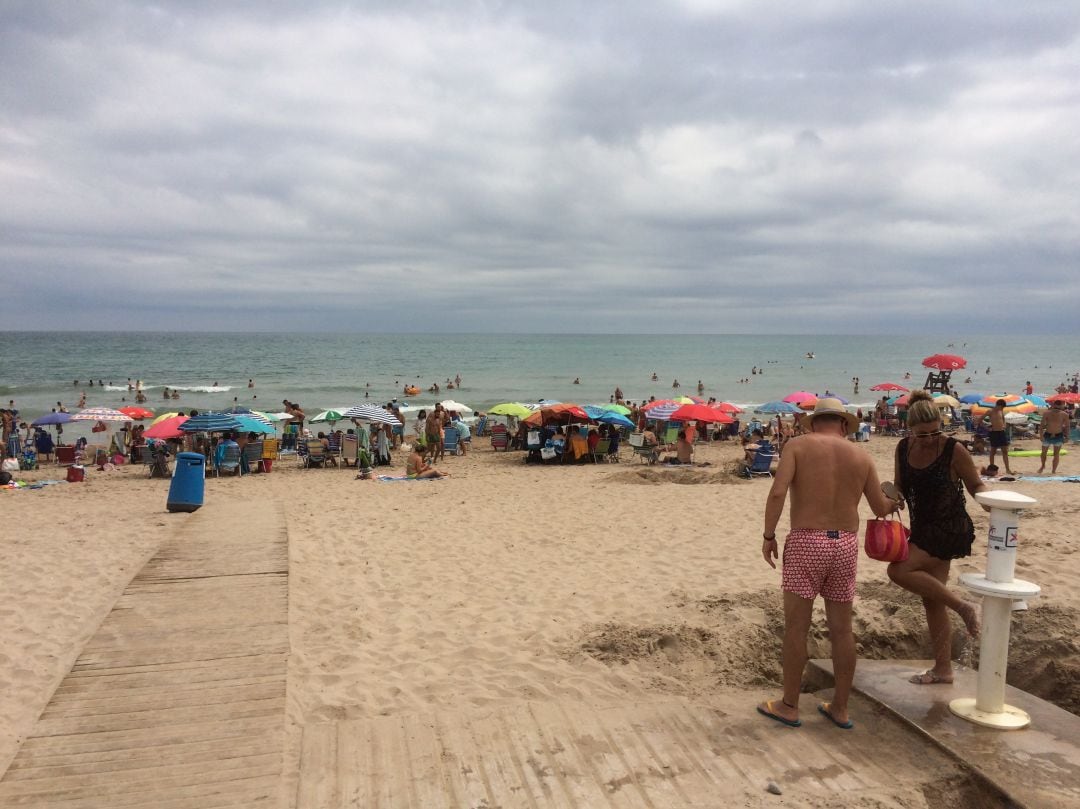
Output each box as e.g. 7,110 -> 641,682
2,1 -> 1079,332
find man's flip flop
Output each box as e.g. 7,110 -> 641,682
817,703 -> 854,730
756,700 -> 801,728
909,670 -> 953,685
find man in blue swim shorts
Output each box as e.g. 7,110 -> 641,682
756,399 -> 900,731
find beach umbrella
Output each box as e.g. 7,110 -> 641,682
641,401 -> 682,421
922,353 -> 967,370
932,393 -> 961,409
821,393 -> 849,405
118,406 -> 155,420
341,404 -> 399,425
783,391 -> 817,405
523,403 -> 589,426
669,404 -> 734,424
488,402 -> 533,419
957,393 -> 984,404
755,401 -> 801,415
971,394 -> 1037,419
1047,392 -> 1080,404
233,414 -> 276,435
1022,394 -> 1048,408
144,415 -> 189,439
263,411 -> 294,422
714,402 -> 744,414
310,409 -> 345,425
31,411 -> 74,427
890,394 -> 910,407
870,382 -> 908,392
178,412 -> 243,433
594,403 -> 632,416
151,411 -> 181,425
439,400 -> 473,413
582,406 -> 635,429
71,407 -> 133,423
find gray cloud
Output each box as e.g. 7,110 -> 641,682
2,1 -> 1079,333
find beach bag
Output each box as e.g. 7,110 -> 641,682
1,457 -> 18,473
864,515 -> 910,562
540,446 -> 556,460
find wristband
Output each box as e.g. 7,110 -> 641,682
763,533 -> 776,541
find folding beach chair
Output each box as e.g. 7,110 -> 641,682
241,441 -> 263,473
341,435 -> 358,467
490,424 -> 509,451
591,438 -> 610,463
303,439 -> 329,468
443,427 -> 460,457
214,443 -> 242,477
743,448 -> 777,478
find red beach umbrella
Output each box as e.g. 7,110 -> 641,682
714,401 -> 743,414
669,404 -> 734,424
143,415 -> 189,439
523,403 -> 589,426
783,391 -> 818,405
119,406 -> 155,420
1047,392 -> 1080,404
922,354 -> 967,371
870,382 -> 909,392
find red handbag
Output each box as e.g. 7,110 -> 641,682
864,515 -> 910,562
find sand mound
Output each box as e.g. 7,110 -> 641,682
1008,604 -> 1080,715
607,467 -> 743,485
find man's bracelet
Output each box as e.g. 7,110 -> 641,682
763,533 -> 776,541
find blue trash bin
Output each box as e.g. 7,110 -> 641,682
167,451 -> 205,512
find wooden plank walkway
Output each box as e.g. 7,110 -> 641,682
0,500 -> 289,808
294,697 -> 959,807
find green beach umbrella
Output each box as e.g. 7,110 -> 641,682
488,402 -> 533,418
596,403 -> 631,416
310,409 -> 345,425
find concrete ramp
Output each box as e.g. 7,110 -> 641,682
810,658 -> 1080,809
0,501 -> 289,808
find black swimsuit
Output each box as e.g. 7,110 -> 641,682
898,437 -> 975,561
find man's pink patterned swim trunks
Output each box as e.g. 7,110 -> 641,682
781,529 -> 858,602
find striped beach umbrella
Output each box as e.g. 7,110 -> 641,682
71,407 -> 133,422
342,404 -> 399,425
310,409 -> 346,425
178,412 -> 243,433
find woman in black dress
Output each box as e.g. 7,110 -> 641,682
888,390 -> 987,685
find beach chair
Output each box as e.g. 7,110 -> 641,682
628,433 -> 658,464
304,439 -> 328,468
327,433 -> 342,464
591,438 -> 610,463
144,442 -> 171,478
663,426 -> 679,447
744,448 -> 777,478
341,435 -> 358,467
260,438 -> 279,472
214,444 -> 242,477
55,445 -> 76,467
443,427 -> 460,456
490,424 -> 509,451
241,441 -> 263,473
295,440 -> 309,466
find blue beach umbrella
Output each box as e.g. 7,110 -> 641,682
1023,394 -> 1048,408
958,393 -> 985,404
233,415 -> 276,435
583,406 -> 635,429
31,411 -> 73,427
755,401 -> 801,415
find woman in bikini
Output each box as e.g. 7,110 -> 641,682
888,390 -> 987,685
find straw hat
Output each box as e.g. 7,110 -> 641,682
802,398 -> 859,435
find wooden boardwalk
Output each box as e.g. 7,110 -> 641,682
0,500 -> 289,808
294,697 -> 962,808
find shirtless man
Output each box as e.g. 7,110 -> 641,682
1039,400 -> 1070,474
757,398 -> 898,730
986,399 -> 1013,475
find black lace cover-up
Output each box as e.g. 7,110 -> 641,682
898,437 -> 975,560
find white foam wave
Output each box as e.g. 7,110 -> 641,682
168,386 -> 232,393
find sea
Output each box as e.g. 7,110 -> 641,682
2,332 -> 1077,438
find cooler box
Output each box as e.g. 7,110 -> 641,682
167,452 -> 205,513
66,465 -> 85,483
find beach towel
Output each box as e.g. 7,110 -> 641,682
1017,476 -> 1080,483
376,475 -> 441,482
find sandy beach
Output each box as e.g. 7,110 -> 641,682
2,433 -> 1078,806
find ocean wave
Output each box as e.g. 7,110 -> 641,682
168,386 -> 233,393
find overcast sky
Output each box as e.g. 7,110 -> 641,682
3,1 -> 1079,333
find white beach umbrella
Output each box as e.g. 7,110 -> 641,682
439,400 -> 473,413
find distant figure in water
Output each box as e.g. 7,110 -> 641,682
573,377 -> 580,385
651,372 -> 658,381
672,379 -> 680,389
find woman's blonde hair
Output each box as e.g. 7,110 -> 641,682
906,389 -> 939,427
